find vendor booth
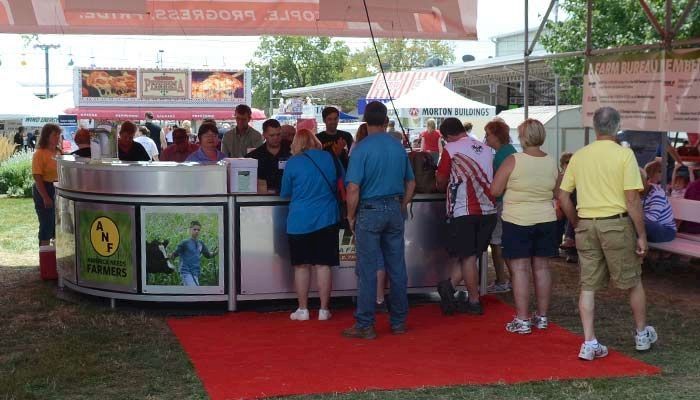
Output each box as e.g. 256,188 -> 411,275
54,157 -> 475,311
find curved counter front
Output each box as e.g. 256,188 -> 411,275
55,158 -> 469,311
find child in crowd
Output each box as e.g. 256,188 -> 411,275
170,220 -> 217,286
670,175 -> 689,198
558,152 -> 578,263
641,162 -> 676,243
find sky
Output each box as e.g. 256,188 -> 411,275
0,0 -> 562,93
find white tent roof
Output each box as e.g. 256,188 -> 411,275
42,90 -> 75,116
497,105 -> 581,129
0,77 -> 45,119
392,79 -> 495,111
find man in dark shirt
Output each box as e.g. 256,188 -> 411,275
246,119 -> 291,193
71,128 -> 92,157
144,112 -> 164,154
118,121 -> 151,162
317,106 -> 353,170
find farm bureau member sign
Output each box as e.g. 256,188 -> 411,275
77,204 -> 137,292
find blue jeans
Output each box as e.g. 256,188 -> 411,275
645,220 -> 676,243
354,197 -> 408,328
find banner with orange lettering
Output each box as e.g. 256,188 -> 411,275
0,0 -> 477,40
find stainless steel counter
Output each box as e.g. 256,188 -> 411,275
56,156 -> 228,196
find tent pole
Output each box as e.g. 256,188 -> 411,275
524,0 -> 529,119
583,0 -> 593,146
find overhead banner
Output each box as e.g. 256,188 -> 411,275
583,49 -> 700,132
0,1 -> 477,40
140,69 -> 188,100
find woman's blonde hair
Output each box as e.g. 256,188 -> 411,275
426,118 -> 436,130
517,118 -> 546,148
291,128 -> 321,155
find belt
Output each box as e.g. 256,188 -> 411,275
579,212 -> 628,220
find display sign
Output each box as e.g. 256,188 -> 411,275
191,70 -> 245,102
140,70 -> 188,99
80,69 -> 138,100
59,115 -> 79,153
420,107 -> 495,118
141,206 -> 225,294
339,227 -> 355,267
76,203 -> 137,292
583,49 -> 700,132
56,196 -> 77,284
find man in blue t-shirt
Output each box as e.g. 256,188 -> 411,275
342,101 -> 416,340
170,221 -> 217,286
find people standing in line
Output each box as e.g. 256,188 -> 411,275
135,126 -> 160,161
317,106 -> 354,170
161,128 -> 199,162
163,124 -> 175,147
247,119 -> 291,194
491,119 -> 559,335
13,126 -> 25,152
386,120 -> 403,142
31,123 -> 62,246
144,112 -> 165,154
559,107 -> 657,361
71,128 -> 92,158
641,161 -> 676,243
280,129 -> 341,322
342,101 -> 416,339
483,119 -> 517,294
117,121 -> 151,162
186,123 -> 225,162
222,104 -> 263,158
435,117 -> 496,316
420,118 -> 443,164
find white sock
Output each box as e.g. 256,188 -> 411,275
585,339 -> 599,347
636,327 -> 647,335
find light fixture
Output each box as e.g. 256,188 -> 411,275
20,53 -> 27,66
68,53 -> 74,66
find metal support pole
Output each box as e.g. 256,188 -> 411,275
661,133 -> 669,188
584,0 -> 593,145
524,0 -> 529,119
528,0 -> 557,56
268,63 -> 273,118
665,0 -> 673,48
43,47 -> 50,99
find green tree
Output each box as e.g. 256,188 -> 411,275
340,39 -> 456,80
246,36 -> 350,111
541,0 -> 700,104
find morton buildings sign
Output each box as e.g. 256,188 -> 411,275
421,108 -> 494,117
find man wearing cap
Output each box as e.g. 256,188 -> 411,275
222,104 -> 263,158
144,112 -> 165,154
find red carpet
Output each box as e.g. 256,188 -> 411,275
167,296 -> 659,400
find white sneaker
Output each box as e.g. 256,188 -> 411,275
532,314 -> 549,330
578,342 -> 608,361
318,309 -> 332,321
635,326 -> 658,351
290,308 -> 309,321
505,317 -> 532,334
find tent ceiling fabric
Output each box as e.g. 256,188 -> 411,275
0,0 -> 477,39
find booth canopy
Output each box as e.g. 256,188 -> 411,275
64,107 -> 266,121
0,0 -> 477,40
366,70 -> 449,100
392,79 -> 496,118
0,77 -> 54,119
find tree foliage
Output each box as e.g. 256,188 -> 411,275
541,0 -> 700,104
246,36 -> 350,110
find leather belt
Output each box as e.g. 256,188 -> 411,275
579,212 -> 628,220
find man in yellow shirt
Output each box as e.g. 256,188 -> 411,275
559,107 -> 657,361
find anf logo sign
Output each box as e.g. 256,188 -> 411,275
90,217 -> 120,257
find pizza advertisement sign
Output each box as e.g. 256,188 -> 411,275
191,70 -> 246,103
80,69 -> 138,100
140,70 -> 189,100
76,68 -> 251,107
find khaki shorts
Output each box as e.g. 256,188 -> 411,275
575,217 -> 642,291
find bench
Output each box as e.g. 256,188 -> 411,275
648,198 -> 700,260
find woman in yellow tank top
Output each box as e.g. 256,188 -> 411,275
491,119 -> 559,335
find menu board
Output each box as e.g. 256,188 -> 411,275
583,49 -> 700,132
191,70 -> 245,102
80,69 -> 138,99
140,70 -> 188,99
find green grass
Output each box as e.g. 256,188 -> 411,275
2,196 -> 700,399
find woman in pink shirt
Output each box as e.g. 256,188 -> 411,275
420,118 -> 443,163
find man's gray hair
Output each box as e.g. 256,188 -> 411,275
593,107 -> 621,136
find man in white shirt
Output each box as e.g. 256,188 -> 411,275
135,126 -> 159,161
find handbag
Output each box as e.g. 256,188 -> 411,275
303,152 -> 347,221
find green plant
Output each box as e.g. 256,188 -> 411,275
0,149 -> 34,197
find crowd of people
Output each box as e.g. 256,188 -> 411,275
30,97 -> 700,360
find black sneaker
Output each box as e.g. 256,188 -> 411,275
391,323 -> 407,335
437,279 -> 457,315
463,300 -> 483,315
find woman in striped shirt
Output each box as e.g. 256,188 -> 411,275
641,161 -> 676,243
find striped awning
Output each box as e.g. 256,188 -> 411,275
365,70 -> 449,100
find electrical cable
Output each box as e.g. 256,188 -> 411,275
361,0 -> 411,147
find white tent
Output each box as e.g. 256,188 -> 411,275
0,77 -> 46,119
392,79 -> 496,119
497,105 -> 584,160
